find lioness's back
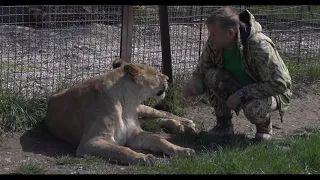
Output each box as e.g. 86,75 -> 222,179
46,78 -> 103,145
45,67 -> 127,145
46,89 -> 83,145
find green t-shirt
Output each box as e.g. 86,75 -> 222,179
223,48 -> 254,87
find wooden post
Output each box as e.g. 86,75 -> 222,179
297,6 -> 303,64
120,5 -> 134,62
158,5 -> 173,84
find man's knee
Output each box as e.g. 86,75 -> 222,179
243,97 -> 277,124
204,69 -> 241,100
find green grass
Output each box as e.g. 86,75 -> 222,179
143,5 -> 320,25
0,61 -> 33,72
143,55 -> 320,119
283,57 -> 320,97
9,128 -> 317,175
0,79 -> 76,135
0,53 -> 318,174
0,4 -> 318,175
128,129 -> 320,174
140,77 -> 199,132
139,117 -> 164,133
0,92 -> 48,135
50,128 -> 320,175
248,5 -> 320,22
0,55 -> 318,135
141,81 -> 188,132
285,58 -> 320,82
56,155 -> 105,166
0,62 -> 33,84
11,163 -> 47,174
144,81 -> 186,117
55,154 -> 115,174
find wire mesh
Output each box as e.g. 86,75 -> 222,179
130,5 -> 320,81
246,5 -> 320,62
130,5 -> 249,81
0,5 -> 122,99
1,5 -> 319,100
131,6 -> 162,71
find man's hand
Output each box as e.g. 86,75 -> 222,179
226,92 -> 242,110
182,87 -> 195,98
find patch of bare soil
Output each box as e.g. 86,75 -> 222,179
0,124 -> 129,174
0,81 -> 319,174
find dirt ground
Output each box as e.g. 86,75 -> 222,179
0,81 -> 319,174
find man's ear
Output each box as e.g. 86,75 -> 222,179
112,58 -> 127,69
228,28 -> 236,38
124,64 -> 140,76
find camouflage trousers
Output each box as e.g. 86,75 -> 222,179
204,69 -> 278,126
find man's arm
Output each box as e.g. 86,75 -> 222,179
242,39 -> 292,100
186,40 -> 216,96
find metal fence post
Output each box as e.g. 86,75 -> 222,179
198,6 -> 204,58
297,6 -> 303,64
120,5 -> 134,63
159,5 -> 173,84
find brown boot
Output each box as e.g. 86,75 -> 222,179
255,118 -> 273,141
207,115 -> 234,136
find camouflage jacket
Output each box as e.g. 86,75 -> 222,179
187,9 -> 292,121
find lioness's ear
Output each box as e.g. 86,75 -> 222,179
124,64 -> 140,76
112,58 -> 127,69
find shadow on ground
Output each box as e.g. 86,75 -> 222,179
19,122 -> 77,158
18,122 -> 258,161
166,131 -> 259,152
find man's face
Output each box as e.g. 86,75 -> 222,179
207,22 -> 236,50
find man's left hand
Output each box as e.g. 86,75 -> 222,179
226,93 -> 241,110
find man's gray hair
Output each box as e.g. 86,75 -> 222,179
205,7 -> 240,30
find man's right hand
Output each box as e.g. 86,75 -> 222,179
182,87 -> 195,98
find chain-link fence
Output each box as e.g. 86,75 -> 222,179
0,5 -> 123,98
131,5 -> 320,80
0,5 -> 319,99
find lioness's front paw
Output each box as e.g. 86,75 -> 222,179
160,118 -> 196,134
132,153 -> 156,166
172,117 -> 197,133
179,118 -> 196,127
175,147 -> 196,156
181,121 -> 196,133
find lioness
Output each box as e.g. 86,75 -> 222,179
45,59 -> 196,166
112,58 -> 196,134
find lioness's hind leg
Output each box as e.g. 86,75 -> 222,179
77,137 -> 156,166
126,131 -> 195,157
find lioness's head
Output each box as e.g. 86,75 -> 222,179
112,58 -> 169,100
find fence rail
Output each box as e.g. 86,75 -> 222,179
0,5 -> 319,99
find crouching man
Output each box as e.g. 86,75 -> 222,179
182,7 -> 292,140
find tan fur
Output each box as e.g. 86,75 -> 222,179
45,59 -> 195,166
112,58 -> 197,134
